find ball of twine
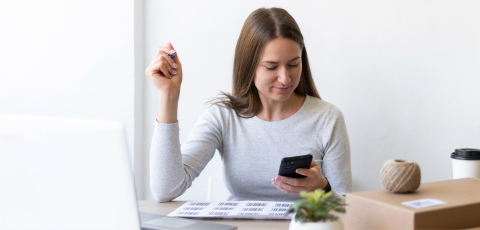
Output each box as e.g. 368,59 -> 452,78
380,159 -> 421,193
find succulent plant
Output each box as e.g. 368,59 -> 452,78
286,189 -> 346,223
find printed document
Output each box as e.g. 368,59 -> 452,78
168,201 -> 294,220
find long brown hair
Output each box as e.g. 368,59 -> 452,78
212,7 -> 320,118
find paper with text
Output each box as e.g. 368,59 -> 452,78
402,198 -> 447,209
168,201 -> 294,220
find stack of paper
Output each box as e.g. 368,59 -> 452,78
168,201 -> 294,220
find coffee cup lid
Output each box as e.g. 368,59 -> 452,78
451,148 -> 480,160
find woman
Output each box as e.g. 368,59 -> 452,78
146,7 -> 352,202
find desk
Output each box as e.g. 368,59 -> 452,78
138,200 -> 345,230
138,200 -> 480,230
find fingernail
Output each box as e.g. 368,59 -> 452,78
170,50 -> 175,54
172,70 -> 177,75
296,169 -> 300,173
173,63 -> 178,68
272,182 -> 275,185
277,177 -> 281,181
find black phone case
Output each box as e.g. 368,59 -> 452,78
278,154 -> 313,178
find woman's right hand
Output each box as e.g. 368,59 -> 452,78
145,42 -> 183,99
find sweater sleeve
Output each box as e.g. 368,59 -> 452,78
321,105 -> 352,201
149,106 -> 224,202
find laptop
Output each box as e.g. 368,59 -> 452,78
0,114 -> 236,230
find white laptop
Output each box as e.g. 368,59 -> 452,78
0,114 -> 236,230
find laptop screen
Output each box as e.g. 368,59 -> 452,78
0,114 -> 141,230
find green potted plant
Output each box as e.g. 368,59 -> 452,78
286,189 -> 346,230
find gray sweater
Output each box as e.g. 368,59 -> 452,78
150,95 -> 352,202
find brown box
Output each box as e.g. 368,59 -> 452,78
345,178 -> 480,230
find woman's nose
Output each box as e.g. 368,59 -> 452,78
277,66 -> 291,85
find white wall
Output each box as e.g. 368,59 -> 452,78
1,0 -> 478,203
0,0 -> 135,163
143,0 -> 480,201
133,0 -> 147,200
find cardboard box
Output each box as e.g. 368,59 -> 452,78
345,178 -> 480,229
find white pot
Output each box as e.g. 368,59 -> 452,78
288,217 -> 343,230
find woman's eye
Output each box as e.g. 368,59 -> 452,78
265,63 -> 298,70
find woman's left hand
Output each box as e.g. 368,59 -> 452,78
272,160 -> 328,194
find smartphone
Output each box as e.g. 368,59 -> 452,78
278,154 -> 313,178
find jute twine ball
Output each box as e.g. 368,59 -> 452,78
380,159 -> 421,193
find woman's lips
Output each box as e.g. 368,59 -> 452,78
273,86 -> 291,93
